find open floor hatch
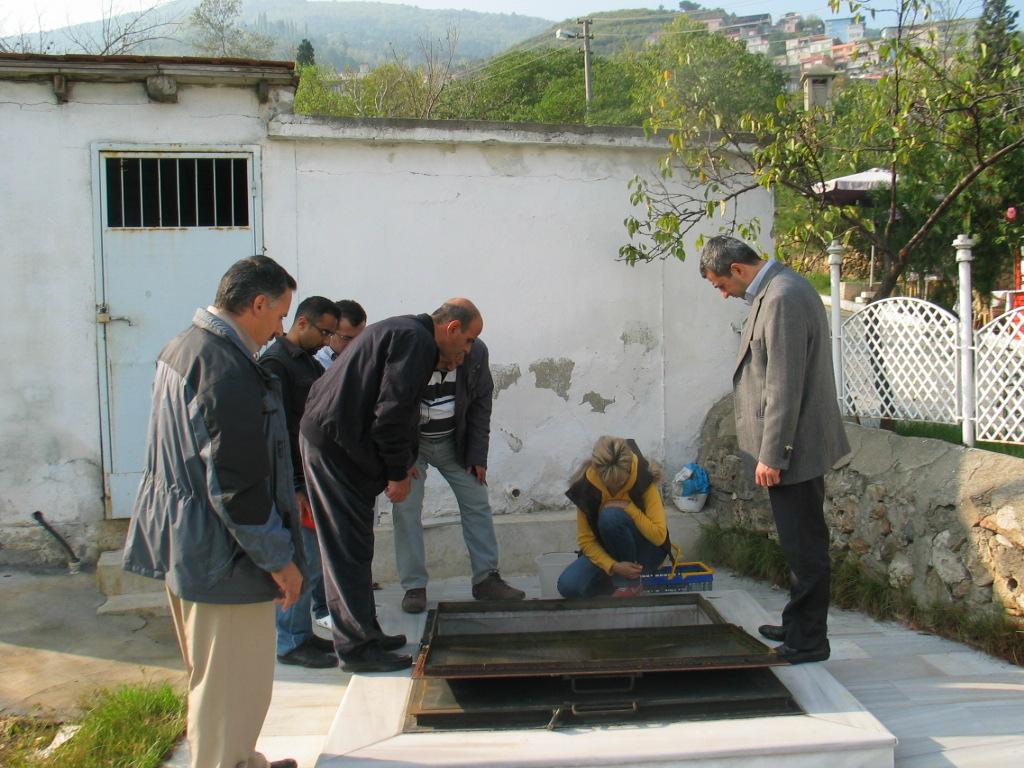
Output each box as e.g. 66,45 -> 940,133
404,594 -> 801,732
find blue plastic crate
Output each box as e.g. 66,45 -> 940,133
640,561 -> 714,593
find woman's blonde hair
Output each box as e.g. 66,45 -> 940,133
570,436 -> 662,495
590,436 -> 634,495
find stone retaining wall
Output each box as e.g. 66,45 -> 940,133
697,394 -> 1024,616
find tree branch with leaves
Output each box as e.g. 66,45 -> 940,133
621,1 -> 1024,301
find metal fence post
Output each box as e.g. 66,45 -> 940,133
828,239 -> 844,403
955,234 -> 975,447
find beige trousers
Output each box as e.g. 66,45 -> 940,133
166,586 -> 277,768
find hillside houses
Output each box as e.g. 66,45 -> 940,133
688,9 -> 978,91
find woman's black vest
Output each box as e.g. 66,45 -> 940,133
564,439 -> 671,555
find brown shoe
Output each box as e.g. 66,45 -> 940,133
402,587 -> 427,614
270,760 -> 298,768
472,571 -> 526,601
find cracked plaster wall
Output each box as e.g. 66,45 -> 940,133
698,393 -> 1024,617
276,132 -> 770,524
1,77 -> 770,563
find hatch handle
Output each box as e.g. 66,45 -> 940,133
570,701 -> 639,718
546,704 -> 567,730
569,674 -> 636,694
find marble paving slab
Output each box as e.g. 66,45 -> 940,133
316,590 -> 896,767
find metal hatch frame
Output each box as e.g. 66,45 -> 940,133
413,594 -> 785,679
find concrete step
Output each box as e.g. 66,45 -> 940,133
97,592 -> 169,617
96,549 -> 164,596
95,510 -> 710,615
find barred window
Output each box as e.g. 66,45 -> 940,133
104,156 -> 249,228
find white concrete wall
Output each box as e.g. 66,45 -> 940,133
0,79 -> 283,564
263,119 -> 771,522
0,78 -> 770,562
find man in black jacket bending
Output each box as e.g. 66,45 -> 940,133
300,299 -> 483,672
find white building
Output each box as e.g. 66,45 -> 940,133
0,54 -> 771,565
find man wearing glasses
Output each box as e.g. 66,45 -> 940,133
315,299 -> 367,370
260,295 -> 341,668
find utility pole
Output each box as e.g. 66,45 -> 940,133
554,19 -> 594,111
579,17 -> 593,107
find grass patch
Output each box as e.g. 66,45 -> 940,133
695,523 -> 790,588
698,523 -> 1024,665
0,716 -> 61,767
894,420 -> 1024,459
803,271 -> 831,295
5,683 -> 185,768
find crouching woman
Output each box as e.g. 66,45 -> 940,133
557,436 -> 671,598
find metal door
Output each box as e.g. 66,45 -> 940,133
94,147 -> 262,518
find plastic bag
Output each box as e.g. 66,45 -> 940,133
671,463 -> 709,513
675,463 -> 709,496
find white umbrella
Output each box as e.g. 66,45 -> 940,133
813,167 -> 896,204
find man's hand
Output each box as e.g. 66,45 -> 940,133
386,476 -> 412,503
466,465 -> 487,485
755,462 -> 782,487
271,561 -> 303,609
611,561 -> 643,579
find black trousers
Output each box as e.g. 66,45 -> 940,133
767,475 -> 830,650
300,435 -> 385,657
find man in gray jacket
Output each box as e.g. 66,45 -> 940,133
700,236 -> 850,665
394,338 -> 525,614
123,256 -> 304,768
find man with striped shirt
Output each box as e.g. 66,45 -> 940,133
393,301 -> 525,614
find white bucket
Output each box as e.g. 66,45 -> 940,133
535,552 -> 578,599
672,492 -> 708,513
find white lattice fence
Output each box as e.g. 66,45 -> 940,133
841,298 -> 960,423
974,307 -> 1024,443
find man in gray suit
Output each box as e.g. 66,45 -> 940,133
700,236 -> 850,664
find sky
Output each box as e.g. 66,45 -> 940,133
1,0 -> 1016,39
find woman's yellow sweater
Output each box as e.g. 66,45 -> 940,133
575,455 -> 667,574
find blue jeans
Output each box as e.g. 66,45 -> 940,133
557,506 -> 667,598
276,525 -> 325,655
392,434 -> 500,589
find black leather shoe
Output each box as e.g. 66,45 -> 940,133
308,634 -> 335,653
380,632 -> 407,651
775,641 -> 831,665
402,588 -> 427,614
340,646 -> 413,673
277,641 -> 338,669
269,760 -> 298,768
758,624 -> 787,642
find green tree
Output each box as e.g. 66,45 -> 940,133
189,0 -> 274,58
294,64 -> 349,115
621,0 -> 1024,302
296,27 -> 460,119
296,38 -> 315,67
620,15 -> 786,262
976,0 -> 1020,75
442,48 -> 640,125
799,14 -> 825,34
629,16 -> 784,131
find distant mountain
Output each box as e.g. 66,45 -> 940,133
14,0 -> 553,69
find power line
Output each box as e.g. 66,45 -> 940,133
467,46 -> 566,84
455,35 -> 555,79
